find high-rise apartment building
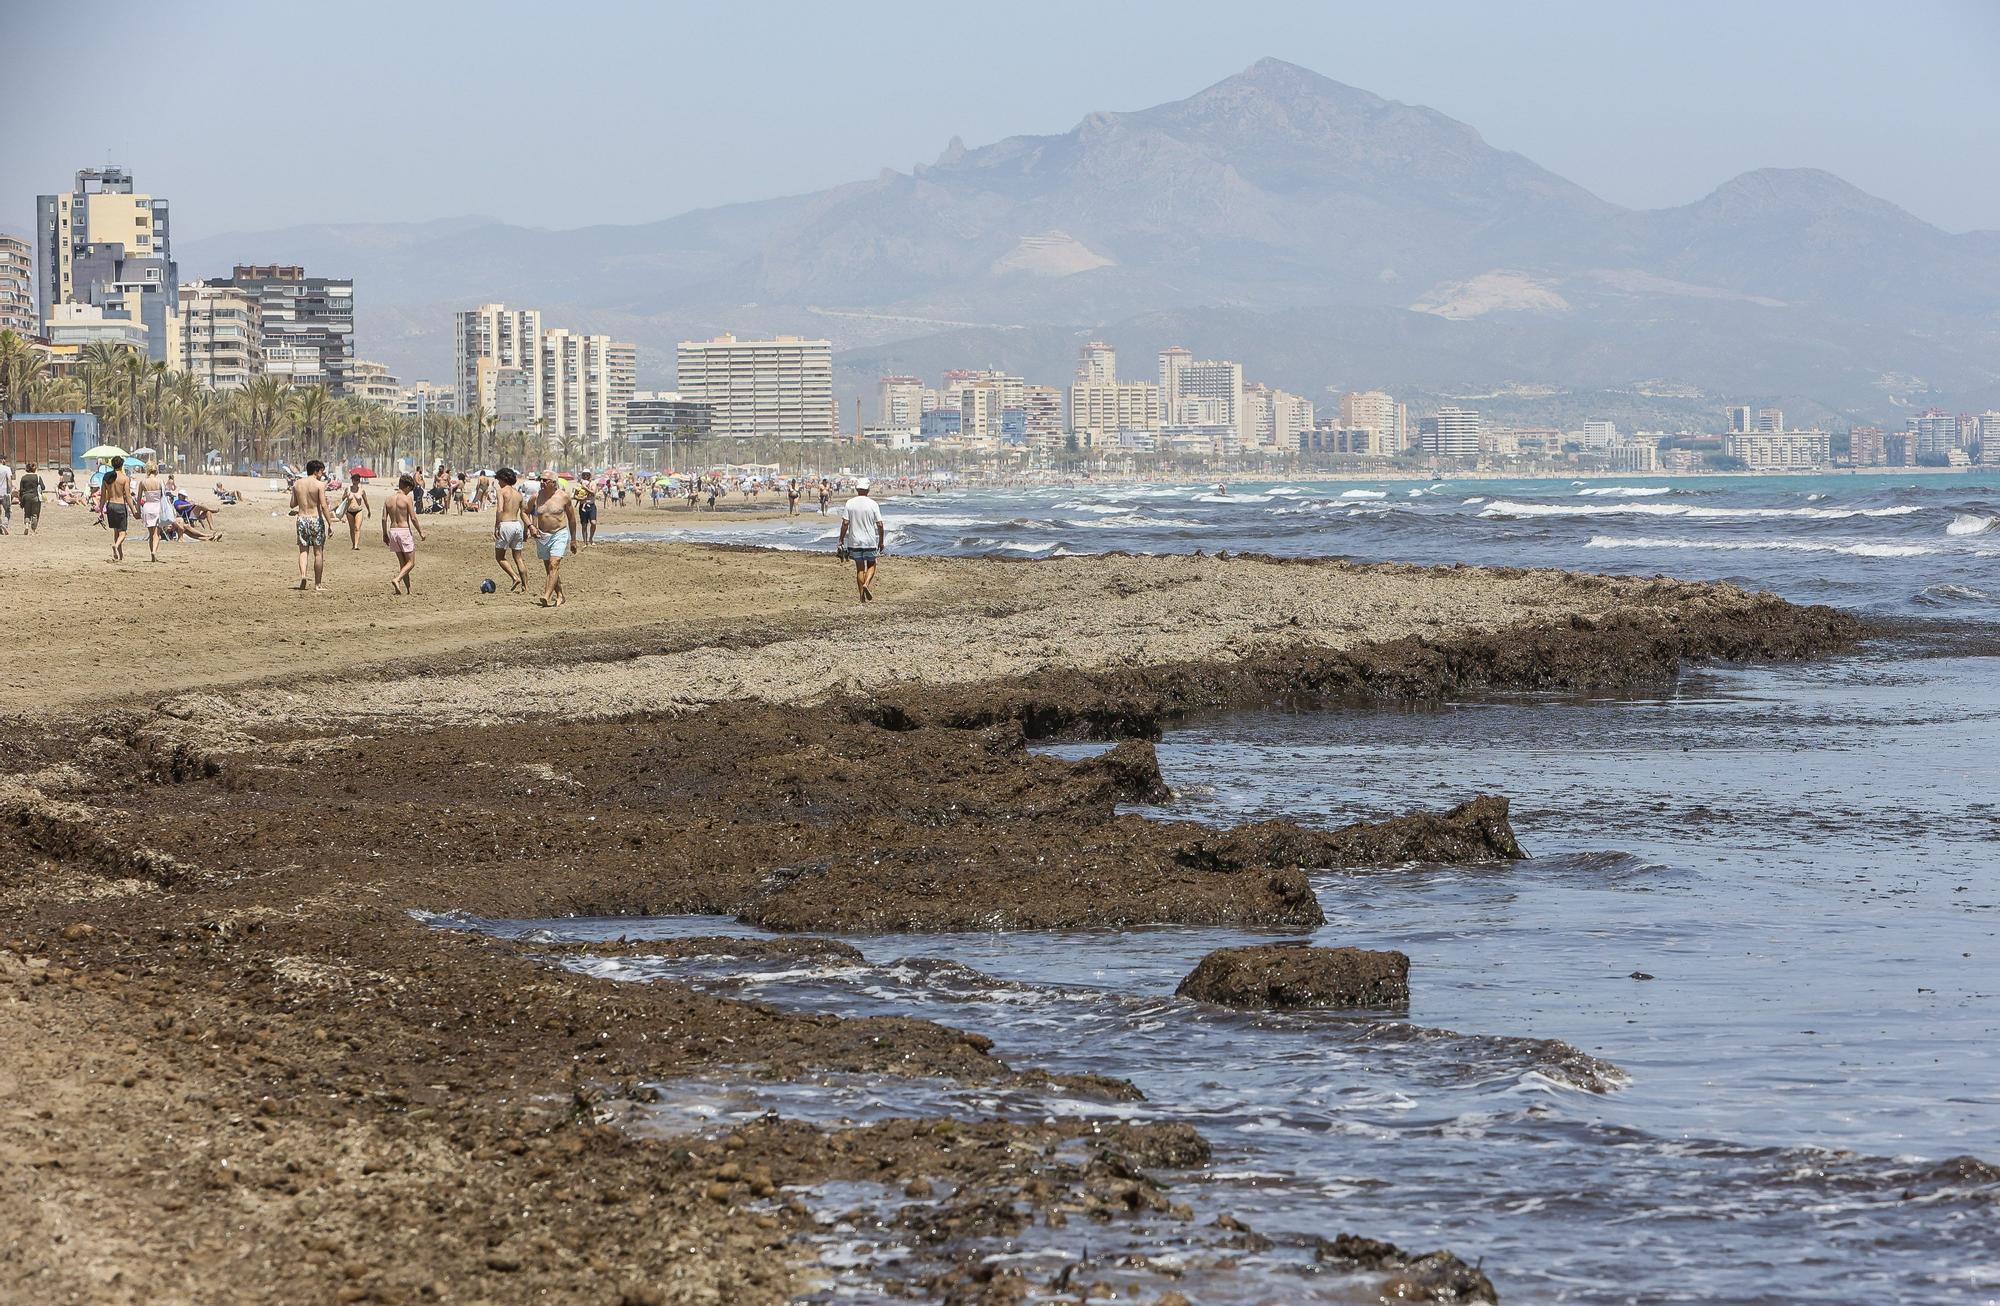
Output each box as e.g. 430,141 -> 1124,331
608,341 -> 637,445
1980,413 -> 2000,466
1420,407 -> 1482,458
1242,384 -> 1313,449
1068,381 -> 1160,438
1725,429 -> 1830,470
0,233 -> 34,336
1157,347 -> 1192,423
1582,420 -> 1617,449
211,265 -> 354,395
1726,405 -> 1753,433
877,375 -> 924,430
1176,360 -> 1244,436
1076,341 -> 1117,384
1848,427 -> 1887,468
1909,409 -> 1958,460
1022,385 -> 1064,443
675,334 -> 834,441
541,329 -> 616,456
176,282 -> 263,390
1340,391 -> 1407,455
1756,407 -> 1785,433
455,304 -> 542,419
35,167 -> 179,362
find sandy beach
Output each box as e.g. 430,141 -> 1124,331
0,498 -> 1861,1303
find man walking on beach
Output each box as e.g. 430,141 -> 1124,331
0,456 -> 13,534
493,467 -> 528,593
16,463 -> 42,535
103,456 -> 136,562
290,458 -> 332,590
526,470 -> 579,607
837,477 -> 886,603
382,474 -> 425,594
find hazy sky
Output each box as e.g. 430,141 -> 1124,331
8,0 -> 1998,240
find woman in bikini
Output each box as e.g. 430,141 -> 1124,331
341,474 -> 372,550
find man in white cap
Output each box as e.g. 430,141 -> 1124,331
837,477 -> 885,603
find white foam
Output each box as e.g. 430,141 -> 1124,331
1338,489 -> 1388,500
1194,492 -> 1273,503
1576,485 -> 1673,497
1056,501 -> 1140,514
1481,500 -> 1921,521
1461,497 -> 1486,505
1946,512 -> 1997,536
1585,534 -> 1941,558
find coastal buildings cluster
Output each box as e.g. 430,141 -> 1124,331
5,162 -> 1998,474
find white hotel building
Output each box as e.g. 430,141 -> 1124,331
676,334 -> 835,441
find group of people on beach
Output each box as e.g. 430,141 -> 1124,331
12,454 -> 229,561
289,460 -> 585,606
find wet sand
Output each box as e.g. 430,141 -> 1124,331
0,501 -> 1861,1303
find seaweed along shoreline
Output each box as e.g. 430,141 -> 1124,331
0,549 -> 1862,1304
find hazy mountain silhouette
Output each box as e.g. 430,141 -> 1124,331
178,58 -> 2000,417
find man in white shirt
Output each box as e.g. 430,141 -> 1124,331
0,459 -> 13,534
837,477 -> 886,603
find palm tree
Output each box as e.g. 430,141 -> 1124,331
21,374 -> 82,415
0,330 -> 47,418
242,376 -> 292,471
288,385 -> 331,464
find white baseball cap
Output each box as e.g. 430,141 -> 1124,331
854,477 -> 871,490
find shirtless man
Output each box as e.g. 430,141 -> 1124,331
382,473 -> 426,594
341,473 -> 372,550
137,463 -> 167,562
493,467 -> 529,593
290,458 -> 332,590
525,470 -> 580,607
103,456 -> 136,562
474,469 -> 495,512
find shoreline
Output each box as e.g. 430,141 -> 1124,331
0,539 -> 1863,1302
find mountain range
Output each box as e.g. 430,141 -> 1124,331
177,58 -> 2000,424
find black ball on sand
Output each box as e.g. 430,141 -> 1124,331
479,579 -> 497,594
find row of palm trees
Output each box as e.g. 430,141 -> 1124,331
0,330 -> 613,473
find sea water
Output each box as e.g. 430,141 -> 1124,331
534,473 -> 2000,1301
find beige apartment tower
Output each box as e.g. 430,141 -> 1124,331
676,334 -> 834,441
455,304 -> 542,419
175,282 -> 263,390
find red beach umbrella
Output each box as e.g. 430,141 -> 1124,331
349,465 -> 377,478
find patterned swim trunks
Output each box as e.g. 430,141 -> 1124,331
297,516 -> 328,549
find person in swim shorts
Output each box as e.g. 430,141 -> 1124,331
526,470 -> 579,608
493,467 -> 528,593
103,456 -> 136,562
837,477 -> 886,603
290,458 -> 331,590
382,474 -> 425,594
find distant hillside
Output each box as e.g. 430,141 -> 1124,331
176,58 -> 2000,420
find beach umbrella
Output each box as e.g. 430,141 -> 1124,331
350,465 -> 378,478
131,446 -> 158,455
82,444 -> 130,459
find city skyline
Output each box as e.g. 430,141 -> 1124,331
7,1 -> 2000,242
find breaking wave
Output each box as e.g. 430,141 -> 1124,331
1585,534 -> 1940,558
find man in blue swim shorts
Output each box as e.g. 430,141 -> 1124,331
525,469 -> 580,607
